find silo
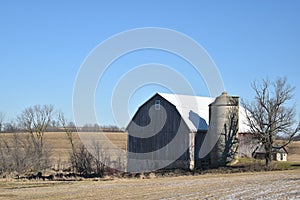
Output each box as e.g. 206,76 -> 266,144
208,92 -> 239,167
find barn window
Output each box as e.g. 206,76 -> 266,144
155,100 -> 161,110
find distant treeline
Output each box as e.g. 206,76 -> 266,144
277,134 -> 300,141
1,121 -> 125,133
77,124 -> 125,132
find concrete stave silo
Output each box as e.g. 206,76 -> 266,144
208,92 -> 239,167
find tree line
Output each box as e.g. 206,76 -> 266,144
0,115 -> 124,133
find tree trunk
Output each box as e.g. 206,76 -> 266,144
264,143 -> 272,169
265,152 -> 271,169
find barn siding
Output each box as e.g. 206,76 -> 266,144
127,94 -> 191,171
194,131 -> 209,169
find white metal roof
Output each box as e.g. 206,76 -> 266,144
158,93 -> 214,132
158,93 -> 249,132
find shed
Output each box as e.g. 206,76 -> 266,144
252,145 -> 288,161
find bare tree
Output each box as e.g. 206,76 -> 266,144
18,105 -> 54,151
0,105 -> 54,175
3,121 -> 18,133
58,112 -> 75,150
59,112 -> 112,177
92,140 -> 105,176
17,104 -> 54,171
59,112 -> 95,176
0,132 -> 50,175
0,137 -> 12,174
0,112 -> 5,133
242,77 -> 300,167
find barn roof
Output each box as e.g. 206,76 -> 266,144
157,93 -> 249,133
158,93 -> 214,132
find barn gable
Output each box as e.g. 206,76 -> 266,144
127,93 -> 192,172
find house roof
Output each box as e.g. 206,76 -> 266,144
157,93 -> 249,133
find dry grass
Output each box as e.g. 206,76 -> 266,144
0,170 -> 299,199
30,133 -> 300,166
44,132 -> 127,163
287,141 -> 300,162
0,132 -> 128,169
1,132 -> 299,169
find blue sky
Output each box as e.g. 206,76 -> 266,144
1,1 -> 300,127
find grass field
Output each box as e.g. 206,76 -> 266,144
0,170 -> 299,199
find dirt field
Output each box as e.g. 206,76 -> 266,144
0,170 -> 299,200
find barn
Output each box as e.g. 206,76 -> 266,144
126,92 -> 243,172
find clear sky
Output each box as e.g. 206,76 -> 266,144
1,1 -> 300,127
